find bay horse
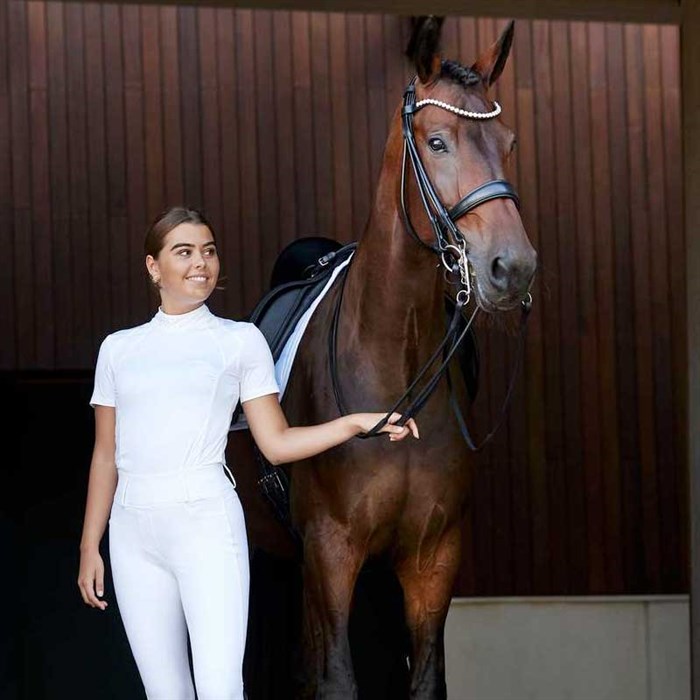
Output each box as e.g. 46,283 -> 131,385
281,16 -> 536,699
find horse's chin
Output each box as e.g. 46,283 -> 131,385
474,280 -> 525,314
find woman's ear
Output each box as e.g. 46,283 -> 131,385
145,255 -> 159,281
405,15 -> 445,84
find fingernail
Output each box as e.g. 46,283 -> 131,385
97,591 -> 103,597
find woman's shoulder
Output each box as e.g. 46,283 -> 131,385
210,316 -> 262,339
98,321 -> 152,353
209,317 -> 270,358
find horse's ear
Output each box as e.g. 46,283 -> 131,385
405,16 -> 445,84
470,20 -> 515,87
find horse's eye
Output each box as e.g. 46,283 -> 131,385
510,138 -> 518,153
428,137 -> 447,153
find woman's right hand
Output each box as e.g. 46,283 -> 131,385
78,547 -> 108,610
355,412 -> 420,441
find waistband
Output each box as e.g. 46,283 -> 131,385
114,463 -> 235,508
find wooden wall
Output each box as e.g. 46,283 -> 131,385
0,2 -> 687,595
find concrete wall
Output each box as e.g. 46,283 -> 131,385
444,595 -> 689,700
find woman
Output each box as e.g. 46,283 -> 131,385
77,207 -> 418,700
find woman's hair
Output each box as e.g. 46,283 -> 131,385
144,206 -> 213,259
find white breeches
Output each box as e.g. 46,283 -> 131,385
108,466 -> 249,700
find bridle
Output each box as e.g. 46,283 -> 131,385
400,78 -> 519,295
329,76 -> 533,449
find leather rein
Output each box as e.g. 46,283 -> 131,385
328,77 -> 532,450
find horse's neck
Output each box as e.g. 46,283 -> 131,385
342,189 -> 444,361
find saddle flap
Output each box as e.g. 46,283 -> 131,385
249,241 -> 357,361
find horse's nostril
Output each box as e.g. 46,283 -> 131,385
490,256 -> 509,289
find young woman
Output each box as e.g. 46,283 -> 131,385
77,207 -> 418,700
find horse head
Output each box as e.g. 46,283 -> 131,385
403,16 -> 537,312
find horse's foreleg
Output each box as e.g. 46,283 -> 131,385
396,525 -> 462,700
299,520 -> 364,700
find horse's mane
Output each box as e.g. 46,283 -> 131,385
440,59 -> 482,88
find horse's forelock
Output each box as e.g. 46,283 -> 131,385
440,59 -> 482,89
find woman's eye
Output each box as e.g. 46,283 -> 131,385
204,248 -> 217,257
428,137 -> 447,153
178,249 -> 190,256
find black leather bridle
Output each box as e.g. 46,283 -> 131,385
328,77 -> 532,449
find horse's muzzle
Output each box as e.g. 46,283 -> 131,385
475,247 -> 537,311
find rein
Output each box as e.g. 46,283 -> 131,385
328,76 -> 533,450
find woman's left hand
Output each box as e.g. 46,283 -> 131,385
355,412 -> 420,441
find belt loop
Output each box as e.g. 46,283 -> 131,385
223,462 -> 236,489
120,474 -> 129,507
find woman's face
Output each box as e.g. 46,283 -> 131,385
146,222 -> 220,313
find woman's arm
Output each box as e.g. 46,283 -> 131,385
242,394 -> 419,466
77,405 -> 117,610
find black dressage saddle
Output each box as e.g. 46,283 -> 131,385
233,237 -> 355,533
249,236 -> 356,362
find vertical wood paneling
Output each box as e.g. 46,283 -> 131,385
84,3 -> 111,350
382,15 -> 404,129
605,22 -> 645,592
365,15 -> 386,191
553,21 -> 587,593
625,24 -> 662,591
291,12 -> 316,240
10,0 -> 34,367
199,7 -> 222,240
103,5 -> 129,332
160,6 -> 183,207
642,25 -> 679,592
660,24 -> 688,594
572,22 -> 605,593
346,13 -> 371,237
235,9 -> 261,314
216,8 -> 242,317
592,24 -> 624,591
271,11 -> 297,253
0,0 -> 16,368
65,3 -> 91,367
328,13 -> 352,243
178,5 -> 202,209
534,19 -> 567,593
47,1 -> 72,367
123,6 -> 148,320
253,10 -> 277,284
142,5 -> 164,221
199,6 -> 226,319
3,6 -> 687,596
28,1 -> 53,367
310,12 -> 333,239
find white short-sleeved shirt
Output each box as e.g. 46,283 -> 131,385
90,304 -> 279,475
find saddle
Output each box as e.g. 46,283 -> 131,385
232,237 -> 356,535
250,237 -> 356,362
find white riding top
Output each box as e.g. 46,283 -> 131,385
90,304 -> 279,477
